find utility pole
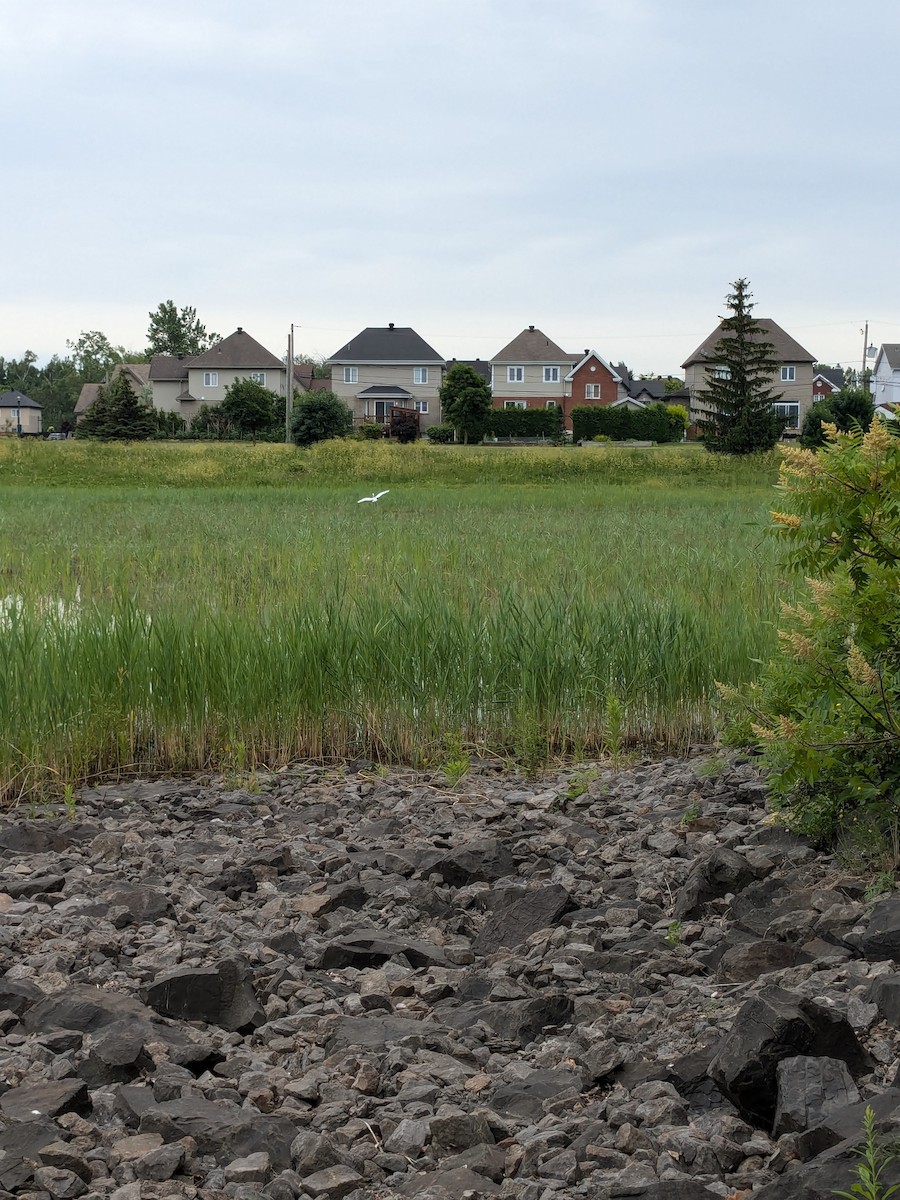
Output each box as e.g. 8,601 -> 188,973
861,321 -> 868,386
286,323 -> 294,444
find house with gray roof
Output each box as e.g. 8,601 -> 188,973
0,389 -> 42,436
328,324 -> 445,430
869,345 -> 900,412
682,318 -> 816,432
148,328 -> 289,425
490,327 -> 580,415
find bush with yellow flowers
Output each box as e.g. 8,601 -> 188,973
721,418 -> 900,854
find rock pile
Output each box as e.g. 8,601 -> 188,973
2,753 -> 900,1200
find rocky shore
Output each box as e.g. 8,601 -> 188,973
2,753 -> 900,1200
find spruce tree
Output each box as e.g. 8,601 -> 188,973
78,372 -> 157,440
697,278 -> 786,454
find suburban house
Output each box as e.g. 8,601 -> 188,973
812,365 -> 843,404
0,389 -> 42,435
681,319 -> 816,432
328,325 -> 445,430
869,345 -> 900,412
490,328 -> 579,416
75,330 -> 303,426
148,328 -> 289,425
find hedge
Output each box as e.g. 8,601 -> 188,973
571,403 -> 681,444
486,407 -> 564,439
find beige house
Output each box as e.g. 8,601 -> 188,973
682,319 -> 816,432
490,327 -> 579,411
328,324 -> 445,430
148,328 -> 289,425
0,390 -> 42,435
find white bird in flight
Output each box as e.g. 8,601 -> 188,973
357,490 -> 390,504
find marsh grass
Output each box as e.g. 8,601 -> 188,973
0,443 -> 784,800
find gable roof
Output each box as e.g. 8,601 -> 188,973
0,389 -> 41,409
149,354 -> 192,381
565,351 -> 623,383
492,327 -> 575,363
188,328 -> 284,371
681,319 -> 815,369
813,366 -> 843,390
329,326 -> 444,363
873,344 -> 900,373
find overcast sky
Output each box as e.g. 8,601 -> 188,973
4,0 -> 896,375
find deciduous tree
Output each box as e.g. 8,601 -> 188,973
217,378 -> 282,441
439,363 -> 492,445
291,391 -> 353,447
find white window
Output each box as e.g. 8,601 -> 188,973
773,402 -> 800,429
343,366 -> 358,384
545,400 -> 558,409
584,384 -> 600,399
543,366 -> 560,383
414,400 -> 428,413
504,399 -> 526,409
507,366 -> 524,383
712,366 -> 731,380
413,367 -> 428,384
781,366 -> 796,382
203,372 -> 218,387
250,371 -> 266,386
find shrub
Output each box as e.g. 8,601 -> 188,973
801,388 -> 874,448
390,409 -> 419,444
721,420 -> 900,854
572,402 -> 680,444
426,424 -> 455,444
291,391 -> 354,448
486,407 -> 564,439
356,423 -> 384,440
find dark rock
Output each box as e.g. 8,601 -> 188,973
23,984 -> 155,1036
773,1056 -> 861,1136
859,898 -> 900,960
794,1091 -> 900,1161
0,975 -> 42,1015
301,1164 -> 366,1198
429,1112 -> 494,1154
0,1079 -> 90,1122
319,934 -> 447,970
716,939 -> 810,983
144,958 -> 265,1031
31,1166 -> 88,1199
138,1097 -> 297,1169
473,884 -> 573,953
3,873 -> 65,899
325,1014 -> 440,1052
709,986 -> 872,1128
0,1121 -> 60,1191
442,995 -> 574,1047
673,847 -> 757,918
417,839 -> 516,886
106,883 -> 175,921
205,867 -> 258,898
490,1067 -> 582,1119
399,1164 -> 502,1195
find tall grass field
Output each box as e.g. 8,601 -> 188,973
0,440 -> 784,800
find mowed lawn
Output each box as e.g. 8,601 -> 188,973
0,440 -> 785,798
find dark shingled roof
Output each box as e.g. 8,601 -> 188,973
492,327 -> 575,363
447,358 -> 491,383
329,326 -> 444,363
188,328 -> 284,371
357,385 -> 414,398
682,320 -> 815,369
0,389 -> 41,409
813,366 -> 844,390
149,355 -> 190,381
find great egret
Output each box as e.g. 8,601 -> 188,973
357,490 -> 390,504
